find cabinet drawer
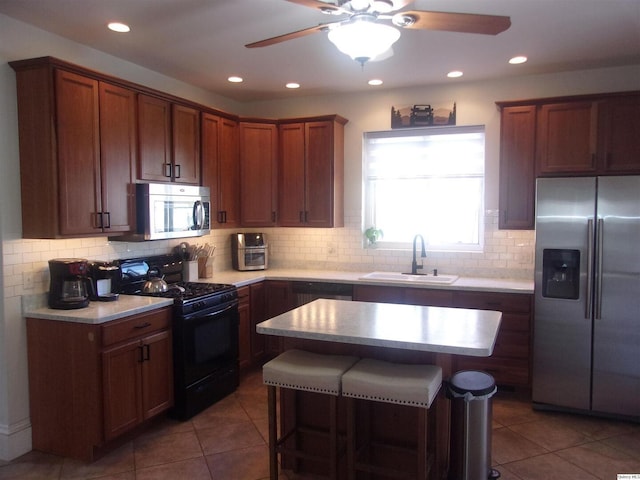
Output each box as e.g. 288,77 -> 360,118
454,291 -> 531,313
102,307 -> 172,347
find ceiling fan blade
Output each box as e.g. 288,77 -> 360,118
245,23 -> 333,48
394,10 -> 511,35
284,0 -> 347,15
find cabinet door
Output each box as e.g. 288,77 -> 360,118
55,69 -> 102,236
250,282 -> 266,362
138,94 -> 171,182
203,113 -> 240,226
498,106 -> 536,229
305,121 -> 340,227
172,104 -> 200,184
598,95 -> 640,173
102,339 -> 143,440
99,82 -> 136,234
141,330 -> 174,419
237,286 -> 252,369
278,123 -> 306,226
240,122 -> 278,226
537,101 -> 597,175
219,118 -> 240,226
264,280 -> 294,355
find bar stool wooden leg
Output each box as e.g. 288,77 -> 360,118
268,385 -> 278,480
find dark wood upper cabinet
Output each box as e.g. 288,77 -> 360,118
597,95 -> 640,173
498,105 -> 537,230
138,95 -> 200,184
239,122 -> 278,227
99,82 -> 137,234
202,113 -> 240,227
10,58 -> 136,238
278,116 -> 347,227
536,101 -> 598,175
55,70 -> 102,237
137,94 -> 172,182
172,103 -> 200,184
497,91 -> 640,230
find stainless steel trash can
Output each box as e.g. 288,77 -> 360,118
448,370 -> 500,480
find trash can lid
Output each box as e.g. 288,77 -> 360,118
449,370 -> 496,396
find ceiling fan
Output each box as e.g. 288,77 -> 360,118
246,0 -> 511,65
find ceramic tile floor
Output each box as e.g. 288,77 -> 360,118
1,369 -> 639,480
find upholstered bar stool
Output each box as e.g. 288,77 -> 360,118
342,358 -> 443,480
262,349 -> 359,480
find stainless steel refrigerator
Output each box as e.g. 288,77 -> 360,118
533,176 -> 640,419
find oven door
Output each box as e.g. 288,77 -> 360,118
174,299 -> 239,388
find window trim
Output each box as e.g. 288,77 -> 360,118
363,124 -> 486,252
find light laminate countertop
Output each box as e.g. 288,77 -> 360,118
204,269 -> 533,294
256,298 -> 502,357
24,295 -> 174,324
23,268 -> 530,325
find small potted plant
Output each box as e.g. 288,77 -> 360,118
364,227 -> 384,246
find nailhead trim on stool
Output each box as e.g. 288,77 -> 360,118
263,349 -> 359,480
341,358 -> 443,480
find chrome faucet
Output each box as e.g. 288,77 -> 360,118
411,234 -> 427,275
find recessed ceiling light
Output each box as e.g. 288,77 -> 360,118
447,70 -> 463,78
509,56 -> 528,65
228,76 -> 243,83
368,79 -> 383,86
286,83 -> 300,89
107,22 -> 130,33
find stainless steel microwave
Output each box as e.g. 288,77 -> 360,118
113,183 -> 210,241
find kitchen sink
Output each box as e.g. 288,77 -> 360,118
359,271 -> 459,285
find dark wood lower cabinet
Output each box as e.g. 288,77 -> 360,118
354,285 -> 533,388
26,307 -> 173,461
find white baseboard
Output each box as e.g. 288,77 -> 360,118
0,419 -> 32,461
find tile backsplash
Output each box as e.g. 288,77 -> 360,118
2,209 -> 533,300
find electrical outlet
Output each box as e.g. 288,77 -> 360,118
24,272 -> 34,289
327,242 -> 337,257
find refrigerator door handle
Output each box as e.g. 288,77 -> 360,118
586,219 -> 594,319
595,218 -> 604,319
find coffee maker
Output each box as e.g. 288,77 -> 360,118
48,258 -> 92,309
88,261 -> 120,301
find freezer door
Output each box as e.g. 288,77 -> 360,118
533,177 -> 595,410
592,176 -> 640,417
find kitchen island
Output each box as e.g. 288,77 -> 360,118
257,299 -> 502,479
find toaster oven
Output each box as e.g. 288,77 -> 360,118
231,233 -> 268,271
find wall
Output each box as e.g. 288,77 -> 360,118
1,12 -> 639,460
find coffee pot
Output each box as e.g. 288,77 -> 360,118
48,258 -> 92,309
88,261 -> 120,301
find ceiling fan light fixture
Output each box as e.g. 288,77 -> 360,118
372,0 -> 395,13
328,15 -> 400,65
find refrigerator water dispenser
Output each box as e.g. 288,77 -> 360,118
542,249 -> 580,299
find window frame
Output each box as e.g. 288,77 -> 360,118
362,124 -> 486,252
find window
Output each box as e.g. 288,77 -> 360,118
363,125 -> 485,251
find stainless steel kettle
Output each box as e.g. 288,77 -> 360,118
142,267 -> 168,293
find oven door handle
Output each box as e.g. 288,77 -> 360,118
181,299 -> 239,322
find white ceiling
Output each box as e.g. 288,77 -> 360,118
1,0 -> 639,102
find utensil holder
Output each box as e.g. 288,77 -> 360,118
198,257 -> 213,278
184,260 -> 199,282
